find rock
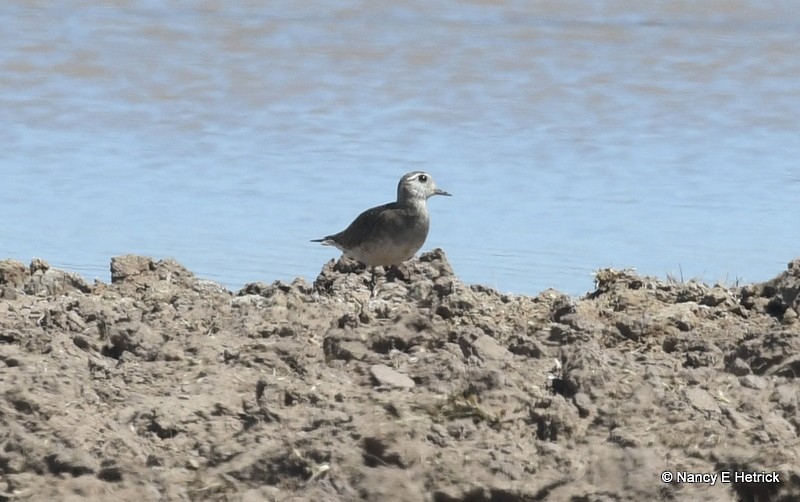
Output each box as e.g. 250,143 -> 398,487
0,285 -> 18,299
23,268 -> 92,296
324,338 -> 371,362
0,259 -> 29,288
763,413 -> 797,442
29,258 -> 50,273
773,384 -> 798,414
700,287 -> 729,306
370,364 -> 415,389
44,449 -> 98,476
356,466 -> 426,502
418,248 -> 454,277
684,387 -> 720,414
573,392 -> 594,418
727,357 -> 751,376
740,375 -> 769,390
110,255 -> 155,283
469,334 -> 512,362
104,322 -> 164,360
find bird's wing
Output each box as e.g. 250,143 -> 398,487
328,202 -> 401,249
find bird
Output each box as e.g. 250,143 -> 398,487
312,171 -> 451,293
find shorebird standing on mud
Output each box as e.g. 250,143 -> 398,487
312,171 -> 451,294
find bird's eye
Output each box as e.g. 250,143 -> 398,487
418,174 -> 428,182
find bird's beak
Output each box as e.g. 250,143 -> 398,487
434,188 -> 452,197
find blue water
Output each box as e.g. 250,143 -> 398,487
2,1 -> 799,296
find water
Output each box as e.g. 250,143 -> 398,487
2,0 -> 799,296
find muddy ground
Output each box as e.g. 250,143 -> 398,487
0,250 -> 798,501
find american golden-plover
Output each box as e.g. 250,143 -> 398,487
312,171 -> 451,293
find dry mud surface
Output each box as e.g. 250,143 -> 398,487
1,250 -> 799,501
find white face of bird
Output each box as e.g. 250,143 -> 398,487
398,171 -> 452,201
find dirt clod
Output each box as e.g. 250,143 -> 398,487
0,251 -> 798,500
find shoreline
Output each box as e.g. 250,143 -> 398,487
1,250 -> 798,500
